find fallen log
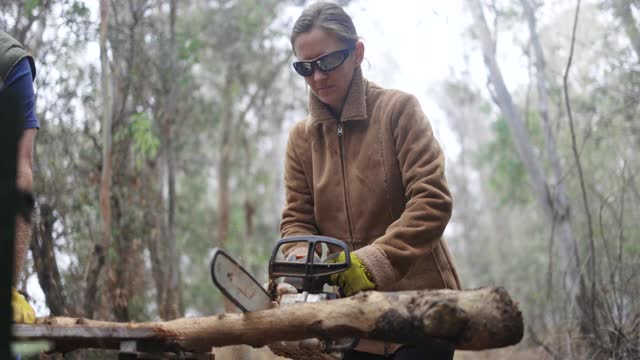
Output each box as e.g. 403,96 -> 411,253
14,287 -> 523,355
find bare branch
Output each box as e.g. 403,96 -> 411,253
562,0 -> 597,325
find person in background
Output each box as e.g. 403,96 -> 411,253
1,30 -> 39,324
279,2 -> 461,359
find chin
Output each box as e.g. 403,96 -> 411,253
318,94 -> 338,108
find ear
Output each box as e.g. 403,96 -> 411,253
354,40 -> 365,66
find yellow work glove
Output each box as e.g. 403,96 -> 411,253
328,252 -> 375,297
12,288 -> 36,324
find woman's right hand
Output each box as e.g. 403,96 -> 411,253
275,282 -> 299,297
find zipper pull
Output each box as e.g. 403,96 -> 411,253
337,122 -> 343,136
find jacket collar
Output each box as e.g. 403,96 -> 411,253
309,66 -> 367,124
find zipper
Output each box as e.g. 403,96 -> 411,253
337,120 -> 354,241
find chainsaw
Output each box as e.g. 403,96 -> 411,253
210,235 -> 358,359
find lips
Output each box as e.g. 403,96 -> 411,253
316,85 -> 333,95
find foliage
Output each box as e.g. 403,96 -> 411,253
127,112 -> 160,168
475,116 -> 533,207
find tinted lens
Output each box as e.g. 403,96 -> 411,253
316,50 -> 348,72
293,61 -> 314,77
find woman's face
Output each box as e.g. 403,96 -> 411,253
293,29 -> 363,114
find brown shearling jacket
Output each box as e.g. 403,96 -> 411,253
281,67 -> 461,292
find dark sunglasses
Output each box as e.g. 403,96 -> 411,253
292,46 -> 355,77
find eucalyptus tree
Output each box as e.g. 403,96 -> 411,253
465,0 -> 587,328
460,0 -> 640,356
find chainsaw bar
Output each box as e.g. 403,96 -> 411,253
210,248 -> 272,312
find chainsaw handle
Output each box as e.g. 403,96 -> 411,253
269,236 -> 351,291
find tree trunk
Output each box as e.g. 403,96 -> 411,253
98,0 -> 112,261
163,0 -> 182,320
147,170 -> 168,318
519,0 -> 589,299
163,131 -> 181,319
520,0 -> 570,218
16,287 -> 523,353
83,245 -> 105,318
522,1 -> 602,335
110,196 -> 130,322
466,0 -> 584,310
613,0 -> 640,62
85,0 -> 112,320
217,69 -> 233,248
30,203 -> 69,316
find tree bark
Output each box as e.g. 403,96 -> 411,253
98,0 -> 113,260
110,197 -> 130,322
466,0 -> 584,309
163,0 -> 182,320
519,0 -> 588,299
163,131 -> 181,319
613,0 -> 640,62
151,213 -> 168,316
30,203 -> 69,316
145,0 -> 182,320
217,68 -> 233,248
83,244 -> 105,318
520,0 -> 570,219
84,0 -> 112,320
147,170 -> 168,318
16,287 -> 523,353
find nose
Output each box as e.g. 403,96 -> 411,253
312,68 -> 328,82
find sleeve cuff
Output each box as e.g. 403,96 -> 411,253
353,245 -> 395,291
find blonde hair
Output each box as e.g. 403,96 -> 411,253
290,2 -> 358,53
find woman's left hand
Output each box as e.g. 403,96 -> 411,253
327,252 -> 375,296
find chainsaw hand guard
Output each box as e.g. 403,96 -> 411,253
269,236 -> 351,294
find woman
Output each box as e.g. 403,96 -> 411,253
280,2 -> 461,359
